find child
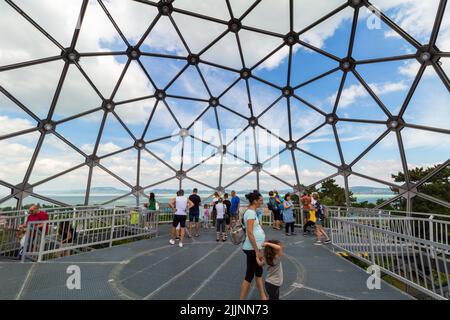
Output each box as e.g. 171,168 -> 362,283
16,227 -> 25,260
203,204 -> 210,229
312,193 -> 331,245
263,240 -> 283,300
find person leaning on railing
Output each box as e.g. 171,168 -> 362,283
18,204 -> 49,252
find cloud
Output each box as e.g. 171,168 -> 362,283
328,81 -> 408,108
1,0 -> 448,198
0,115 -> 35,135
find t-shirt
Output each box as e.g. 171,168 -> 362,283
223,200 -> 231,215
26,211 -> 49,234
282,201 -> 295,223
175,196 -> 188,216
266,256 -> 283,287
243,209 -> 265,251
149,199 -> 156,210
26,211 -> 49,224
215,203 -> 226,219
189,194 -> 201,214
230,196 -> 240,214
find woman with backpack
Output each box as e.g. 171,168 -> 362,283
268,191 -> 281,230
239,190 -> 267,300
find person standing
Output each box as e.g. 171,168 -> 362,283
301,192 -> 315,235
263,240 -> 283,300
223,193 -> 232,231
169,190 -> 194,248
239,191 -> 267,300
215,198 -> 227,242
188,188 -> 202,238
268,191 -> 281,230
230,191 -> 240,226
312,193 -> 331,245
211,192 -> 221,227
282,193 -> 296,236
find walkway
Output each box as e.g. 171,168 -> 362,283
0,226 -> 413,300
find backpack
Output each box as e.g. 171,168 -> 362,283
230,213 -> 246,245
267,199 -> 277,212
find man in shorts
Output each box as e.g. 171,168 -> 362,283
188,188 -> 201,238
230,191 -> 240,226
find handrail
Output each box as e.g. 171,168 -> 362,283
330,215 -> 450,300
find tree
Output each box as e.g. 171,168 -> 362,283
391,165 -> 450,215
318,179 -> 355,206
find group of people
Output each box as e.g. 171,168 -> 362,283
266,190 -> 331,245
167,189 -> 241,247
17,188 -> 332,300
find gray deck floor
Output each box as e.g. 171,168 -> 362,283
0,225 -> 413,300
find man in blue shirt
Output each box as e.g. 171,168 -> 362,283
230,190 -> 240,225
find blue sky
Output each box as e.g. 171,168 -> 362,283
0,0 -> 449,206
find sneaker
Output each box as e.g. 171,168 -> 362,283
169,239 -> 175,245
179,242 -> 183,248
303,232 -> 307,237
285,233 -> 290,236
216,238 -> 220,242
314,241 -> 323,245
324,239 -> 331,244
195,234 -> 200,238
222,238 -> 227,242
175,237 -> 180,240
291,232 -> 296,236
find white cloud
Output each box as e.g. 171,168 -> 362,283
0,115 -> 35,135
329,81 -> 408,108
1,0 -> 448,196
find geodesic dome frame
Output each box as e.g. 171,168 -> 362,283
0,0 -> 449,211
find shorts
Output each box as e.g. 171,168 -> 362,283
316,218 -> 323,226
272,210 -> 281,221
189,211 -> 200,222
225,214 -> 230,225
216,219 -> 226,232
230,210 -> 238,217
172,215 -> 187,228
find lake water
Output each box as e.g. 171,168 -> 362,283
17,193 -> 395,207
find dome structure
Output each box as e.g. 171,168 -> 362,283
0,0 -> 449,210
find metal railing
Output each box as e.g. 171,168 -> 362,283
20,207 -> 159,262
330,213 -> 450,300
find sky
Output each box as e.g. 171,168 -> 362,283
0,0 -> 449,206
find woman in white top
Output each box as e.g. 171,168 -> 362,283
169,189 -> 194,248
215,198 -> 227,242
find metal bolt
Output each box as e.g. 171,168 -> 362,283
389,120 -> 399,129
130,50 -> 139,59
420,52 -> 431,62
68,53 -> 77,61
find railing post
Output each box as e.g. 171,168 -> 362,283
37,222 -> 47,263
21,223 -> 31,263
109,208 -> 116,248
369,230 -> 376,266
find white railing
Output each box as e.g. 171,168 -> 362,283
330,213 -> 450,300
21,207 -> 158,262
